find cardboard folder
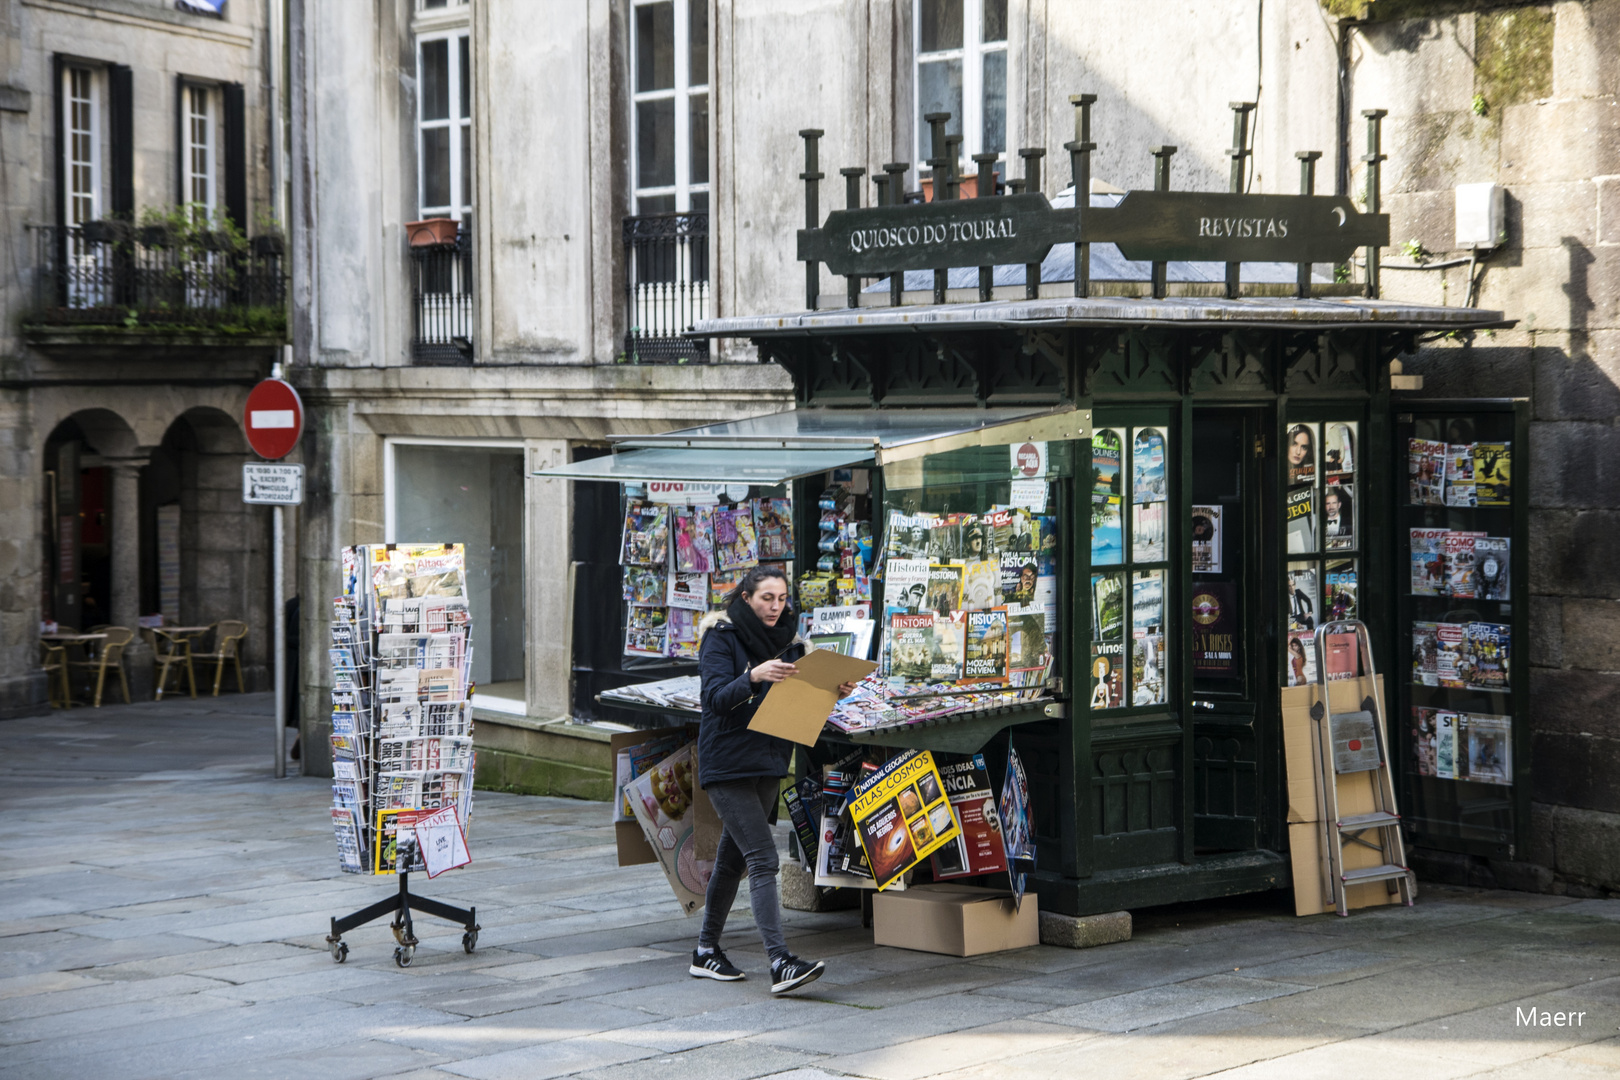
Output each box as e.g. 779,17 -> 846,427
747,647 -> 878,746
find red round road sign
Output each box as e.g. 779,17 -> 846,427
243,378 -> 304,460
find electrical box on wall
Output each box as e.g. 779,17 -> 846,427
1455,183 -> 1505,249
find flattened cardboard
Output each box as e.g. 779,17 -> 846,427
611,727 -> 703,867
872,883 -> 1039,956
1288,821 -> 1401,916
748,647 -> 878,746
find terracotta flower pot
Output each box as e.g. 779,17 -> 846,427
405,218 -> 460,247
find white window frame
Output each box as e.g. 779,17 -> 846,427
62,64 -> 102,226
630,0 -> 708,214
415,28 -> 473,221
182,82 -> 218,218
913,0 -> 1008,184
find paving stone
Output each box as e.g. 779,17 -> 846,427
572,1038 -> 825,1080
816,1017 -> 1079,1080
375,997 -> 655,1057
433,1036 -> 661,1080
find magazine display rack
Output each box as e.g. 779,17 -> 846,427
325,543 -> 480,967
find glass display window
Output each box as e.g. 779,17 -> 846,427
1279,416 -> 1361,689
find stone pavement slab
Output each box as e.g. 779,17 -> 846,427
3,695 -> 1615,1080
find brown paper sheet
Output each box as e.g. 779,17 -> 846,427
747,647 -> 878,746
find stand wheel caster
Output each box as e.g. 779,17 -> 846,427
462,929 -> 478,954
394,945 -> 414,968
329,940 -> 348,964
390,922 -> 405,944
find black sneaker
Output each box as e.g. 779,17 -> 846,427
770,954 -> 825,995
689,948 -> 745,981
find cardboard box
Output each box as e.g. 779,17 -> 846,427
1288,820 -> 1402,916
610,727 -> 717,867
872,884 -> 1039,956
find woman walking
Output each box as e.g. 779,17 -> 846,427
689,565 -> 849,994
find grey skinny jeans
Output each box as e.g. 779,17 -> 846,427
698,776 -> 788,961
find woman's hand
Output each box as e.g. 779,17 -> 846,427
750,660 -> 798,684
836,681 -> 859,699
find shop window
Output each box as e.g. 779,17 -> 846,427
416,31 -> 472,221
1279,420 -> 1360,687
914,0 -> 1008,181
387,443 -> 524,709
631,0 -> 708,216
1089,426 -> 1171,711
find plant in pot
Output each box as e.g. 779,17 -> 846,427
404,218 -> 460,247
252,232 -> 285,257
81,219 -> 130,245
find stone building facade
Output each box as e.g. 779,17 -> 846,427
0,0 -> 290,715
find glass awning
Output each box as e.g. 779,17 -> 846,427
534,406 -> 1086,483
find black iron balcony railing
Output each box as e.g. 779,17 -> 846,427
409,229 -> 475,364
27,224 -> 287,335
623,211 -> 709,363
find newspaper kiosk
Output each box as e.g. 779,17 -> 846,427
541,99 -> 1530,917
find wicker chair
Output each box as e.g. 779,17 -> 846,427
68,626 -> 133,707
149,628 -> 198,701
40,641 -> 72,708
196,621 -> 249,695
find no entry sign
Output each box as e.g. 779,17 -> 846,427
243,378 -> 304,460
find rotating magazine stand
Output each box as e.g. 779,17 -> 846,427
324,543 -> 484,967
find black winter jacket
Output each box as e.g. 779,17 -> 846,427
696,613 -> 805,789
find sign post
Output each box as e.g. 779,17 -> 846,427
243,377 -> 305,779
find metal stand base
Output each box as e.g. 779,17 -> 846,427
325,871 -> 480,967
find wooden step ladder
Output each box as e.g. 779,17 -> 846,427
1310,619 -> 1415,916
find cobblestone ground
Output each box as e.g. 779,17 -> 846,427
3,696 -> 1619,1080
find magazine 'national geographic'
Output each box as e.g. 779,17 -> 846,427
849,749 -> 960,890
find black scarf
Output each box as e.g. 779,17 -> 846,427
727,596 -> 797,667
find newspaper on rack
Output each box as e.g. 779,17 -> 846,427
598,674 -> 702,712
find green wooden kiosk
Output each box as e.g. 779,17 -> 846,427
548,101 -> 1529,917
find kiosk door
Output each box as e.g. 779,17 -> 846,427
1190,407 -> 1275,853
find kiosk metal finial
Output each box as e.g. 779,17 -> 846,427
1296,151 -> 1323,299
1150,145 -> 1177,299
1361,109 -> 1388,299
971,152 -> 999,301
923,115 -> 954,304
882,162 -> 910,306
840,166 -> 865,308
1066,93 -> 1098,298
799,129 -> 825,310
1019,148 -> 1046,298
1226,102 -> 1257,299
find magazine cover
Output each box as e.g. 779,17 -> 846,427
1474,442 -> 1512,506
926,563 -> 965,615
624,566 -> 665,607
627,742 -> 713,913
1324,422 -> 1356,476
1092,572 -> 1125,641
1133,501 -> 1167,563
1005,603 -> 1050,685
1093,428 -> 1123,498
1324,631 -> 1359,681
1445,442 -> 1477,506
1092,494 -> 1124,566
1325,563 -> 1358,622
1435,710 -> 1459,779
1132,629 -> 1166,705
1089,641 -> 1124,709
1286,563 -> 1318,633
1412,621 -> 1440,686
713,503 -> 760,571
1286,423 -> 1317,486
625,606 -> 669,658
1000,552 -> 1039,604
1132,427 -> 1168,503
756,497 -> 794,559
932,612 -> 966,680
667,608 -> 700,659
674,507 -> 716,573
1286,630 -> 1318,688
1445,531 -> 1485,598
961,559 -> 1000,610
1435,622 -> 1467,688
620,501 -> 670,566
1474,536 -> 1511,600
709,568 -> 741,608
888,613 -> 937,680
1410,528 -> 1448,595
1191,505 -> 1222,573
963,609 -> 1009,683
849,749 -> 960,891
927,516 -> 962,561
1461,713 -> 1512,785
666,570 -> 708,611
886,510 -> 934,559
999,743 -> 1036,910
1409,437 -> 1447,505
1412,707 -> 1440,777
886,558 -> 931,613
1465,621 -> 1510,692
1323,484 -> 1354,551
930,753 -> 1009,880
1192,583 -> 1240,681
1285,485 -> 1317,554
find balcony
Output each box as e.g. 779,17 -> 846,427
623,211 -> 708,363
25,224 -> 287,349
410,228 -> 475,365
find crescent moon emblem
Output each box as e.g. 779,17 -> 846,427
1332,206 -> 1347,226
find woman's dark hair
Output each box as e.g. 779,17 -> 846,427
722,565 -> 790,608
1289,636 -> 1306,657
1288,424 -> 1314,450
